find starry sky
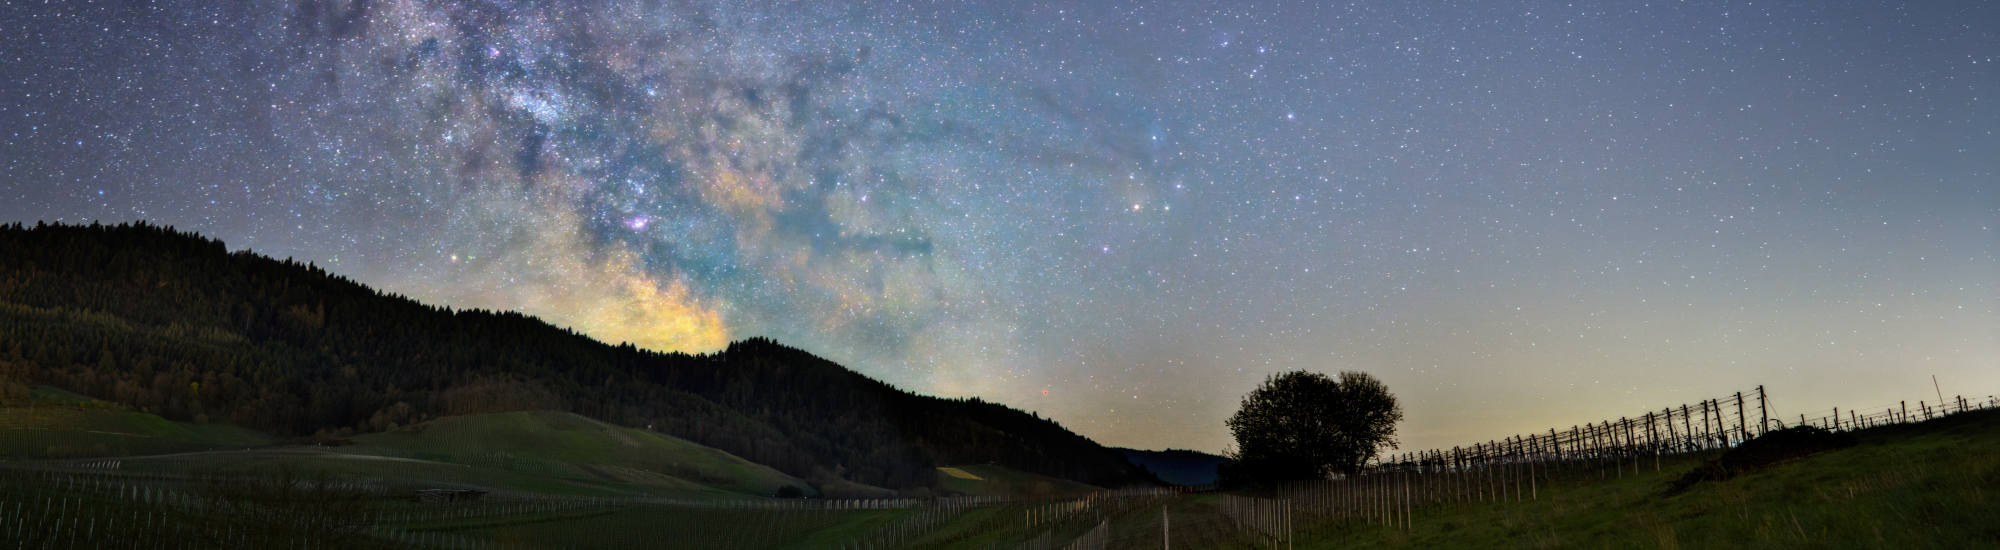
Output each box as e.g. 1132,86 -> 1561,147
3,0 -> 1996,454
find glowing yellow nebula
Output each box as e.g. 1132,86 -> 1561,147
413,186 -> 731,355
580,263 -> 730,353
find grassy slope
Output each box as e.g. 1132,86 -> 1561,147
348,411 -> 811,498
436,505 -> 914,549
0,398 -> 811,499
416,411 -> 2000,549
1299,408 -> 2000,549
117,449 -> 683,496
935,464 -> 1103,499
5,397 -> 1991,549
0,387 -> 272,459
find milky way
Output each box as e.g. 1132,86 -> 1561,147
4,1 -> 1996,452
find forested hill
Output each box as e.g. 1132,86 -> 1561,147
1116,448 -> 1226,487
0,221 -> 1156,491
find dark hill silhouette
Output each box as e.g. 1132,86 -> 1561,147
1116,447 -> 1225,486
0,221 -> 1156,491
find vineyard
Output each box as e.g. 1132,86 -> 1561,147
2,386 -> 1995,549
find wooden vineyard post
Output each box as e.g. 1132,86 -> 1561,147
1438,450 -> 1448,505
1720,402 -> 1736,448
1570,426 -> 1583,481
1622,417 -> 1637,475
1342,473 -> 1351,522
1455,448 -> 1467,506
1401,468 -> 1411,532
1550,428 -> 1563,477
1608,420 -> 1624,476
1383,468 -> 1396,532
1504,436 -> 1516,502
1427,452 -> 1438,506
1472,446 -> 1488,506
1704,404 -> 1720,450
1735,392 -> 1747,443
1364,470 -> 1373,526
1901,401 -> 1907,423
1706,400 -> 1718,445
1362,471 -> 1375,527
1478,444 -> 1489,503
1597,422 -> 1608,477
1680,404 -> 1693,452
1757,385 -> 1768,436
1514,436 -> 1525,501
1664,407 -> 1680,456
1281,496 -> 1293,550
1833,407 -> 1840,430
1474,443 -> 1486,502
1610,418 -> 1622,478
1488,444 -> 1504,504
1452,447 -> 1462,505
1448,448 -> 1464,504
1386,465 -> 1398,528
1529,435 -> 1538,500
1647,412 -> 1660,471
1595,422 -> 1610,479
1482,442 -> 1495,503
1714,400 -> 1728,446
1581,424 -> 1593,479
1371,465 -> 1383,529
1592,424 -> 1608,480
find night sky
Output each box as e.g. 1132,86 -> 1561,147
3,0 -> 1995,454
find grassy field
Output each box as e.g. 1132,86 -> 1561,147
437,505 -> 917,549
99,411 -> 815,499
0,387 -> 271,459
347,411 -> 812,498
1284,408 -> 2000,549
0,391 -> 808,498
934,463 -> 1103,498
3,394 -> 1993,549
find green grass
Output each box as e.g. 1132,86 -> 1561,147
902,499 -> 1154,549
0,390 -> 272,459
105,411 -> 813,499
814,477 -> 899,499
442,504 -> 914,549
935,463 -> 1103,498
410,410 -> 2000,548
115,449 -> 684,496
0,404 -> 809,499
0,466 -> 405,549
1289,409 -> 2000,549
900,504 -> 1024,548
347,411 -> 810,498
6,391 -> 1991,549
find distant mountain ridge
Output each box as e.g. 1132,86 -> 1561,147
0,221 -> 1156,491
1116,447 -> 1225,486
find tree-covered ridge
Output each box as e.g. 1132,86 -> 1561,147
0,221 -> 1154,490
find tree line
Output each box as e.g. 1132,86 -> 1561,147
0,221 -> 1155,491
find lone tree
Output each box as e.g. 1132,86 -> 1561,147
1225,370 -> 1402,483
